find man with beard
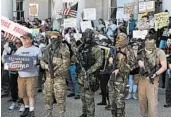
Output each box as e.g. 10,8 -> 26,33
40,32 -> 70,117
77,29 -> 103,117
108,33 -> 137,117
137,34 -> 167,117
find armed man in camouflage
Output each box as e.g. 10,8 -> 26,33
108,33 -> 137,117
137,34 -> 167,117
40,32 -> 70,117
77,29 -> 103,117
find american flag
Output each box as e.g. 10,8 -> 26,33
3,32 -> 17,42
57,2 -> 78,18
57,8 -> 77,18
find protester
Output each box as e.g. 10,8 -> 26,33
15,33 -> 42,117
128,14 -> 136,38
137,34 -> 167,117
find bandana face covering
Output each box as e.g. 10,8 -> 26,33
145,39 -> 156,52
115,33 -> 127,48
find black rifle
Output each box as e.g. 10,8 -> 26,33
139,50 -> 159,84
47,44 -> 55,79
76,44 -> 88,81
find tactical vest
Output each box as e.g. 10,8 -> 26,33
81,47 -> 96,70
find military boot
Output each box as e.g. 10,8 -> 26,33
27,111 -> 35,117
116,108 -> 125,117
20,108 -> 29,117
79,114 -> 87,117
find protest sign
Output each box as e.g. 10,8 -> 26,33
124,2 -> 135,15
83,8 -> 96,20
154,12 -> 169,31
1,16 -> 31,38
64,18 -> 77,28
4,55 -> 35,71
29,3 -> 39,16
139,1 -> 155,13
133,30 -> 148,39
80,21 -> 93,32
116,8 -> 130,20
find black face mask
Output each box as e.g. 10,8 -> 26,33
50,39 -> 61,50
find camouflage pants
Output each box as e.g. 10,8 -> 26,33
80,85 -> 95,117
44,76 -> 67,117
108,77 -> 127,117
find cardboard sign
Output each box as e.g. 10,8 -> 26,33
83,8 -> 96,20
1,16 -> 31,38
154,12 -> 169,31
124,2 -> 135,15
4,55 -> 35,71
64,18 -> 77,28
116,8 -> 130,20
80,21 -> 93,32
139,1 -> 155,13
133,30 -> 148,39
29,3 -> 39,16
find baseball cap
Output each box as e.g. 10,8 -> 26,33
20,33 -> 33,40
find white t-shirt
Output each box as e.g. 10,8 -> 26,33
15,45 -> 42,77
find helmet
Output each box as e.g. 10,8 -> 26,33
82,29 -> 94,44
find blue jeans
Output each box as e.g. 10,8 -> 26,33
128,75 -> 137,93
159,40 -> 166,48
70,65 -> 80,96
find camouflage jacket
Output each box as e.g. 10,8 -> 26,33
114,46 -> 137,81
78,45 -> 103,85
40,43 -> 70,77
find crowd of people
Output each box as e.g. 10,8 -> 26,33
1,12 -> 171,117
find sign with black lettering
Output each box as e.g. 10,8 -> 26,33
4,55 -> 35,71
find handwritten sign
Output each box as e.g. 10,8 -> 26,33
64,18 -> 77,28
4,55 -> 35,71
124,2 -> 135,15
133,30 -> 148,39
29,3 -> 39,16
116,8 -> 130,20
139,1 -> 155,13
1,16 -> 31,38
154,12 -> 169,31
83,8 -> 96,20
80,21 -> 93,32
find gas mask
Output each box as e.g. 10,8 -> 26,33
82,29 -> 94,44
115,33 -> 127,48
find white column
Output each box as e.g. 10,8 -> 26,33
1,0 -> 13,19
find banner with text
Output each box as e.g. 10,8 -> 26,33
4,55 -> 35,71
133,30 -> 148,39
139,1 -> 155,13
124,2 -> 135,15
29,3 -> 39,16
64,18 -> 77,28
80,21 -> 93,32
1,16 -> 31,38
154,12 -> 169,31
